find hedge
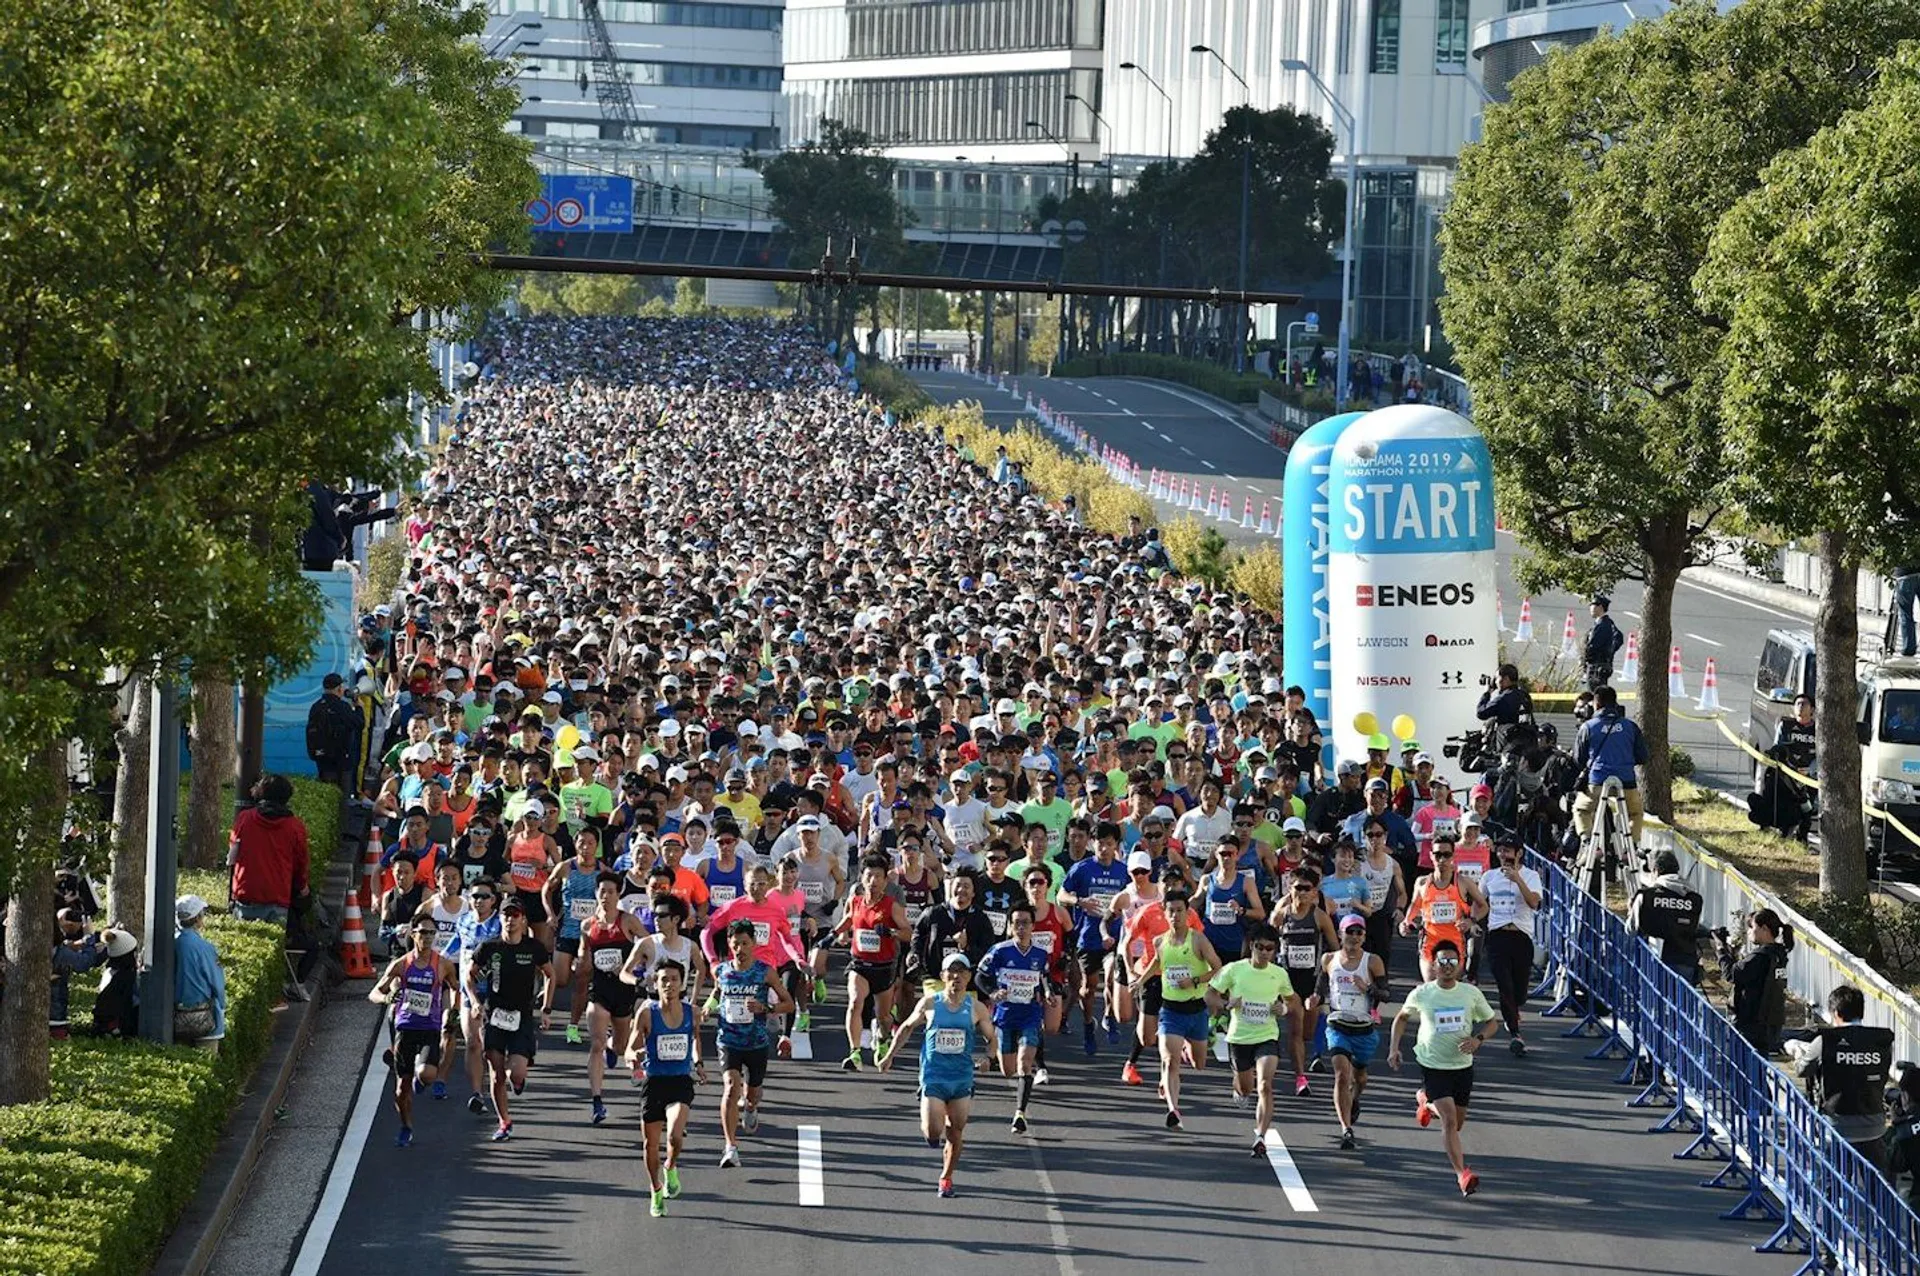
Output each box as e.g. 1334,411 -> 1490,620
0,915 -> 285,1276
175,775 -> 342,909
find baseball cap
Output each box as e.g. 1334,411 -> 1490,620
950,769 -> 973,784
1365,777 -> 1390,792
795,815 -> 823,831
1126,849 -> 1154,872
524,800 -> 546,818
942,952 -> 972,971
1282,817 -> 1307,834
658,719 -> 682,738
1255,766 -> 1278,782
175,894 -> 208,924
572,745 -> 599,762
1470,783 -> 1494,801
1339,913 -> 1367,933
1149,804 -> 1177,824
500,897 -> 526,915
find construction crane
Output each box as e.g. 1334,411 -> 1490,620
578,0 -> 645,141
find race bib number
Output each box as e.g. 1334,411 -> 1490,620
932,1028 -> 968,1055
722,996 -> 754,1025
1433,819 -> 1458,842
905,905 -> 925,928
1032,931 -> 1055,953
1002,969 -> 1041,1004
1456,863 -> 1484,885
655,1033 -> 691,1061
1239,1000 -> 1272,1024
403,989 -> 434,1017
1085,892 -> 1113,918
593,947 -> 623,973
1433,1007 -> 1467,1036
489,1007 -> 522,1031
854,928 -> 882,955
1285,944 -> 1317,969
570,898 -> 594,920
1164,963 -> 1193,990
709,886 -> 738,907
801,880 -> 827,904
510,861 -> 538,885
751,921 -> 771,946
988,913 -> 1008,936
1429,900 -> 1459,927
433,925 -> 456,954
1207,900 -> 1238,926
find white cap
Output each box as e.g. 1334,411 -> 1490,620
572,745 -> 599,762
541,690 -> 562,704
1126,850 -> 1153,872
796,815 -> 823,831
1414,752 -> 1435,767
1148,804 -> 1177,824
174,895 -> 208,924
942,952 -> 972,970
1282,817 -> 1307,834
524,800 -> 546,818
737,721 -> 760,739
1173,694 -> 1194,707
1255,766 -> 1279,782
995,698 -> 1019,716
658,719 -> 683,738
665,765 -> 689,783
950,769 -> 973,784
443,666 -> 467,681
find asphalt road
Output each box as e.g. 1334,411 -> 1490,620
290,946 -> 1799,1276
913,368 -> 1825,797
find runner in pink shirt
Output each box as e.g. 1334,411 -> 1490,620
1410,777 -> 1465,870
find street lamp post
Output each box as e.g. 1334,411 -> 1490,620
1118,61 -> 1174,161
1193,45 -> 1253,373
1282,58 -> 1358,409
1023,120 -> 1078,191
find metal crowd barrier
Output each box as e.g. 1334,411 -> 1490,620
1526,850 -> 1920,1274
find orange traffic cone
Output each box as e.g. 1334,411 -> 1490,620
338,888 -> 375,979
1668,644 -> 1687,698
1621,631 -> 1640,682
1240,496 -> 1255,529
1559,610 -> 1578,659
1696,657 -> 1722,713
1514,598 -> 1535,643
360,826 -> 384,911
1257,501 -> 1275,535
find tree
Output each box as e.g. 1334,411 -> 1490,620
0,0 -> 535,1104
1438,0 -> 1916,822
747,120 -> 910,351
1697,43 -> 1920,901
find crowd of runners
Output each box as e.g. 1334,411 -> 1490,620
358,315 -> 1545,1211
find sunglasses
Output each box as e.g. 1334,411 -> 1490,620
1434,954 -> 1461,965
1433,851 -> 1455,860
1366,830 -> 1386,838
1252,942 -> 1278,952
471,892 -> 495,901
1130,868 -> 1151,876
987,856 -> 1009,864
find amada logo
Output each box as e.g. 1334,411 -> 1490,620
1425,634 -> 1472,648
1356,582 -> 1477,608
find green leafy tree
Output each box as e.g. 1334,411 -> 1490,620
0,0 -> 535,1104
1698,44 -> 1920,901
747,120 -> 910,351
1439,0 -> 1914,820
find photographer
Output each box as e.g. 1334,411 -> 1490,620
1715,907 -> 1794,1055
1628,851 -> 1704,985
1783,985 -> 1895,1174
1572,686 -> 1649,842
1474,664 -> 1535,751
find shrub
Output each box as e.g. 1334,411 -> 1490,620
361,529 -> 406,610
0,913 -> 285,1276
1228,543 -> 1284,615
1668,746 -> 1696,780
1055,353 -> 1271,404
176,776 -> 340,908
856,358 -> 933,416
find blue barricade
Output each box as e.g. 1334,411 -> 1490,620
1525,852 -> 1920,1274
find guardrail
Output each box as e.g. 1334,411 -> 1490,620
1530,849 -> 1920,1271
1641,817 -> 1920,1064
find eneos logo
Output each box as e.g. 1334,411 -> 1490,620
1356,583 -> 1476,608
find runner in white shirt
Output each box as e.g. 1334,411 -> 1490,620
1479,834 -> 1544,1056
940,771 -> 990,868
1173,780 -> 1233,864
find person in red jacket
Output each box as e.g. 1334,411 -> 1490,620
230,773 -> 312,925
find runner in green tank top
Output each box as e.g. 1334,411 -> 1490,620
1135,889 -> 1221,1129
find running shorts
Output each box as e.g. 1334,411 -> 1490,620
1327,1022 -> 1378,1070
922,1078 -> 974,1103
554,934 -> 581,957
641,1073 -> 698,1124
1420,1062 -> 1474,1108
718,1044 -> 770,1087
1228,1039 -> 1282,1072
852,959 -> 896,997
392,1027 -> 442,1075
1158,998 -> 1210,1042
996,1019 -> 1043,1052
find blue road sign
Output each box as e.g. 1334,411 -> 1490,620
527,175 -> 633,233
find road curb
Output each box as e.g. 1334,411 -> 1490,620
1680,564 -> 1821,620
154,801 -> 371,1276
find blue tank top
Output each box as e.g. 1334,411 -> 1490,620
919,993 -> 977,1088
1202,871 -> 1248,952
643,1001 -> 696,1077
1323,872 -> 1370,921
1236,845 -> 1274,901
558,864 -> 599,939
393,954 -> 444,1031
703,856 -> 747,911
714,959 -> 771,1050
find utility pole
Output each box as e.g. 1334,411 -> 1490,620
140,680 -> 181,1045
1194,45 -> 1254,373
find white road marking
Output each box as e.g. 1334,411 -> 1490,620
789,1030 -> 813,1060
1156,430 -> 1173,442
1686,633 -> 1724,648
1622,610 -> 1642,621
1224,472 -> 1239,481
1245,485 -> 1263,495
1122,408 -> 1136,416
1025,1139 -> 1081,1276
1201,459 -> 1217,470
1179,444 -> 1194,456
1262,1129 -> 1320,1212
797,1125 -> 826,1206
1675,575 -> 1800,619
1120,378 -> 1277,449
290,1026 -> 389,1276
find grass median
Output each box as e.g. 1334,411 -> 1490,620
0,777 -> 341,1276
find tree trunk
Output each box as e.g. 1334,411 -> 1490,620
1637,518 -> 1685,821
0,743 -> 72,1106
111,677 -> 152,936
1816,528 -> 1869,902
188,670 -> 236,869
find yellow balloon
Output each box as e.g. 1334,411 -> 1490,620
1352,712 -> 1379,736
1392,714 -> 1417,741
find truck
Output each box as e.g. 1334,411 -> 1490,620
1749,628 -> 1920,878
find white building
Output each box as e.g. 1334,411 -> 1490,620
486,0 -> 783,149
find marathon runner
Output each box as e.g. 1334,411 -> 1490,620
880,952 -> 997,1199
1205,921 -> 1304,1154
703,863 -> 807,1058
1321,914 -> 1389,1149
1060,822 -> 1130,1054
1133,889 -> 1223,1128
1403,835 -> 1489,981
712,919 -> 796,1167
580,871 -> 646,1124
1274,867 -> 1338,1096
541,826 -> 603,1043
451,876 -> 504,1115
1389,938 -> 1500,1196
368,918 -> 457,1147
1480,833 -> 1544,1055
465,898 -> 550,1143
637,962 -> 704,1217
973,900 -> 1053,1133
833,852 -> 912,1071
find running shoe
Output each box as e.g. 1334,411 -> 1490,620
1011,1112 -> 1029,1134
631,1062 -> 646,1087
413,1074 -> 427,1094
1458,1168 -> 1481,1197
841,1052 -> 863,1073
1308,1055 -> 1328,1074
467,1093 -> 488,1117
1509,1036 -> 1528,1057
396,1126 -> 413,1149
1295,1074 -> 1311,1098
1121,1062 -> 1144,1086
1415,1090 -> 1433,1129
873,1037 -> 894,1067
1339,1128 -> 1357,1151
565,1024 -> 582,1045
1165,1108 -> 1182,1130
938,1178 -> 955,1199
491,1122 -> 513,1143
1104,1011 -> 1120,1045
650,1191 -> 667,1218
794,1011 -> 813,1033
720,1145 -> 740,1169
741,1106 -> 759,1135
665,1167 -> 683,1199
605,1046 -> 618,1070
1249,1137 -> 1266,1158
777,1036 -> 793,1060
431,1080 -> 447,1101
510,1078 -> 526,1097
591,1098 -> 608,1126
813,977 -> 828,1002
1082,1023 -> 1098,1057
381,1048 -> 395,1069
1034,1067 -> 1050,1087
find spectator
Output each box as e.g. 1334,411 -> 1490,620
1583,595 -> 1625,691
300,481 -> 395,572
173,895 -> 227,1052
91,928 -> 140,1038
230,774 -> 311,925
1628,850 -> 1704,984
49,908 -> 106,1039
1571,685 -> 1650,842
307,671 -> 364,793
1895,561 -> 1920,658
